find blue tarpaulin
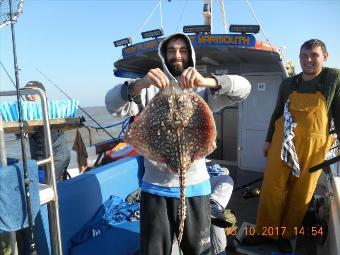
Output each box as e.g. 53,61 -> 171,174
0,160 -> 40,232
72,195 -> 140,245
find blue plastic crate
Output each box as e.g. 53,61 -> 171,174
0,99 -> 79,121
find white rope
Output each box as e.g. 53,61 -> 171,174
245,0 -> 272,47
159,0 -> 163,30
113,1 -> 160,71
175,0 -> 189,32
219,0 -> 228,34
245,0 -> 289,70
131,1 -> 160,41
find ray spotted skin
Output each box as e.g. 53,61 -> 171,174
125,87 -> 216,243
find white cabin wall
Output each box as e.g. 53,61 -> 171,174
209,71 -> 284,173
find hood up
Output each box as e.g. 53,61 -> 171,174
158,33 -> 196,82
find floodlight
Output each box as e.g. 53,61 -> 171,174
113,37 -> 132,47
203,3 -> 211,13
141,28 -> 164,39
183,25 -> 211,34
229,24 -> 260,34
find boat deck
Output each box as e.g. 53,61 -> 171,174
224,165 -> 319,255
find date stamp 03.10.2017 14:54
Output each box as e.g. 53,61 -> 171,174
242,226 -> 324,237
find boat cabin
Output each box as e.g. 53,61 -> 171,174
114,31 -> 288,173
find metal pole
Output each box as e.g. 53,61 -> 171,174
8,0 -> 37,254
37,88 -> 63,255
1,88 -> 64,255
219,0 -> 228,34
0,116 -> 7,166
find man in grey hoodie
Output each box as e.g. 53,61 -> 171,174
105,33 -> 251,255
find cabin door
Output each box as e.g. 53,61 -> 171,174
239,74 -> 282,172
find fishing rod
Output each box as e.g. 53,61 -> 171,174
309,131 -> 339,173
233,177 -> 263,192
0,61 -> 25,101
1,60 -> 26,100
309,155 -> 340,173
8,0 -> 37,254
36,68 -> 115,139
0,61 -> 16,89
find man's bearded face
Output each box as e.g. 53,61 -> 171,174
166,57 -> 189,76
165,38 -> 190,77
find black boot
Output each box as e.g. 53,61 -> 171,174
242,235 -> 274,246
277,237 -> 292,253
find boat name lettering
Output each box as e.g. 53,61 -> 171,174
123,40 -> 160,56
195,35 -> 253,46
122,34 -> 255,57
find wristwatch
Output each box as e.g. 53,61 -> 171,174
125,81 -> 142,105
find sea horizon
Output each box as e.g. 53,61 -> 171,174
3,106 -> 125,160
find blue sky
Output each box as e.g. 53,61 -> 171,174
1,0 -> 339,107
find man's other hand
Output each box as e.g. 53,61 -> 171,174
142,68 -> 170,89
178,67 -> 219,89
130,68 -> 170,97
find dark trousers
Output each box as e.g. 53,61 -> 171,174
140,191 -> 212,255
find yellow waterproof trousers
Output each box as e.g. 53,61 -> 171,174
256,91 -> 334,239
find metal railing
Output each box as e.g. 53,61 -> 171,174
0,87 -> 62,255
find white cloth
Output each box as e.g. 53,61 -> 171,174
209,174 -> 233,255
281,99 -> 301,177
210,175 -> 234,209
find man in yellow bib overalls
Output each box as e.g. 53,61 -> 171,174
243,39 -> 340,253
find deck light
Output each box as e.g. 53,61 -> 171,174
141,28 -> 164,39
203,3 -> 211,13
183,25 -> 211,34
229,24 -> 260,34
113,37 -> 132,47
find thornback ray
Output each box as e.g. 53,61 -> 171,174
125,85 -> 217,244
